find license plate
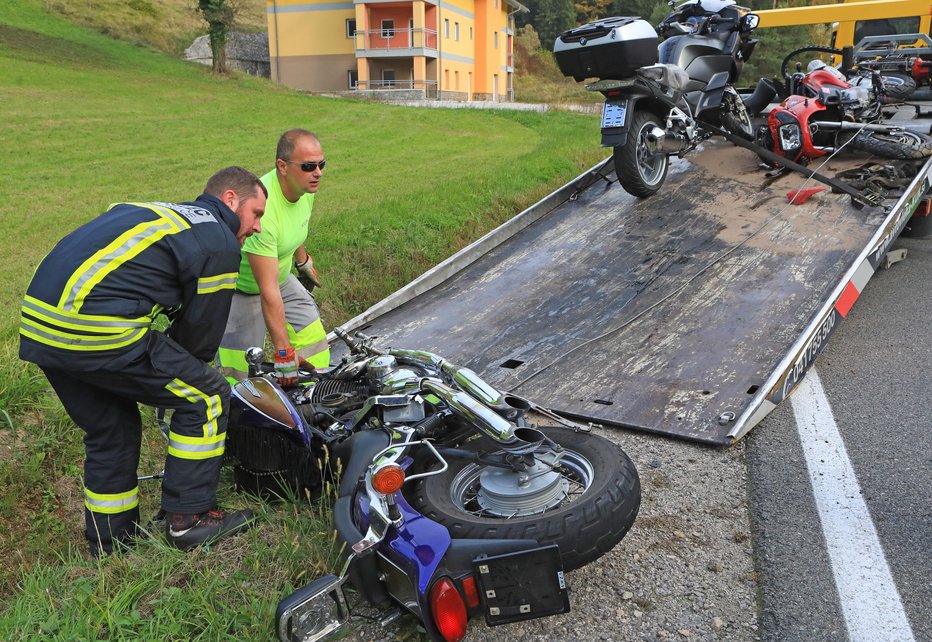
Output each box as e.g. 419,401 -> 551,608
473,545 -> 570,625
601,100 -> 628,128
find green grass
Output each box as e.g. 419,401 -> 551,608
0,1 -> 604,638
44,0 -> 268,56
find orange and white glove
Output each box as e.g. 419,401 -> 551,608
274,346 -> 300,386
295,255 -> 322,293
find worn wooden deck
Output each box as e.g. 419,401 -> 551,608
338,139 -> 916,444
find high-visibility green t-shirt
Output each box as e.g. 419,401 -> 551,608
236,170 -> 315,294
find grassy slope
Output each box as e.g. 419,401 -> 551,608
46,0 -> 268,55
0,1 -> 604,638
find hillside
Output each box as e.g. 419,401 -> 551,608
47,0 -> 267,55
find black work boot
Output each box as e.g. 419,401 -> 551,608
165,508 -> 255,551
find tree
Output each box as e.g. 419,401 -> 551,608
575,0 -> 614,25
613,0 -> 667,20
197,0 -> 235,74
535,0 -> 577,49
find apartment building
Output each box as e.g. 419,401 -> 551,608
266,0 -> 525,100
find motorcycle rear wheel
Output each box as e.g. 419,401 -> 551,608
720,87 -> 754,141
849,129 -> 932,160
613,110 -> 669,198
880,73 -> 917,103
409,426 -> 641,571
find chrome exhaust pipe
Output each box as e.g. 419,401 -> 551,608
645,126 -> 688,154
420,379 -> 517,444
389,348 -> 525,418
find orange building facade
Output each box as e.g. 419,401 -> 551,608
266,0 -> 524,100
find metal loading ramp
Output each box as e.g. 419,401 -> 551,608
337,140 -> 929,445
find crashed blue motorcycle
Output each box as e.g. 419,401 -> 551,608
225,329 -> 641,642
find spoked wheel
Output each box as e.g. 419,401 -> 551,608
720,87 -> 755,141
410,426 -> 641,571
613,110 -> 669,198
848,129 -> 932,159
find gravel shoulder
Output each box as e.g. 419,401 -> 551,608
341,424 -> 760,641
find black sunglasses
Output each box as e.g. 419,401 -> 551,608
286,159 -> 326,172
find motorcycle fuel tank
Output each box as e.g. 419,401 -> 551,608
554,17 -> 658,82
231,377 -> 299,430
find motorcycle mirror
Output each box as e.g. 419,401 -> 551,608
741,13 -> 759,32
245,347 -> 265,376
276,574 -> 350,642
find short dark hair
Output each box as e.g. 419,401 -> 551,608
203,166 -> 267,202
276,129 -> 320,162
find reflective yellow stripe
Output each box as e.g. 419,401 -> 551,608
59,204 -> 190,312
22,296 -> 150,334
141,203 -> 191,231
216,347 -> 248,385
290,318 -> 330,369
165,378 -> 222,438
84,486 -> 139,514
197,272 -> 238,295
168,431 -> 226,460
20,318 -> 148,351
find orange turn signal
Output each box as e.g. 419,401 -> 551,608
372,464 -> 405,494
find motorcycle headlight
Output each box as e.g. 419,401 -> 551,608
778,123 -> 802,152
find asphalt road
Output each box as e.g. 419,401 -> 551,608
746,234 -> 932,642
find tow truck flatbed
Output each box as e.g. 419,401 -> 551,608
334,121 -> 932,445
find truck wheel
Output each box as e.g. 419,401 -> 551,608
850,129 -> 932,159
902,198 -> 932,239
409,426 -> 641,571
614,110 -> 669,198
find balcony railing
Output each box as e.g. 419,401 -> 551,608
354,79 -> 438,90
355,28 -> 438,51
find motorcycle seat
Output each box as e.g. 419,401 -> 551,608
640,63 -> 690,90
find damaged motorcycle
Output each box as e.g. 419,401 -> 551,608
225,329 -> 641,642
758,50 -> 932,164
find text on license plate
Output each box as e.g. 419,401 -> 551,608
601,100 -> 628,128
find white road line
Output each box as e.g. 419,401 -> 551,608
791,368 -> 915,642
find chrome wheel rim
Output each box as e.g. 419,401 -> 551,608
448,448 -> 595,518
636,122 -> 667,185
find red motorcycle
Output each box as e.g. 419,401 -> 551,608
756,51 -> 932,164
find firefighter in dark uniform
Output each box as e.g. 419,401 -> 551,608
19,166 -> 266,556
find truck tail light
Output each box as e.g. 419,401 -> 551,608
429,577 -> 468,642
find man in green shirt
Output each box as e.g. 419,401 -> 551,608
217,129 -> 330,383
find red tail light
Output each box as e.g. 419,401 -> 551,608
460,575 -> 480,609
429,577 -> 468,642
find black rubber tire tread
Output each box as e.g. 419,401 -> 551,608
849,129 -> 932,159
409,426 -> 641,571
613,110 -> 669,199
880,73 -> 917,103
781,45 -> 842,79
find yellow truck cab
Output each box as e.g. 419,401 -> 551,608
756,0 -> 929,48
832,11 -> 927,49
